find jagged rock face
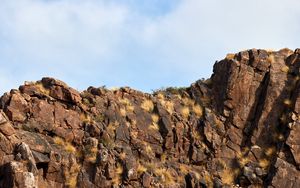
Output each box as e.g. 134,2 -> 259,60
0,48 -> 299,188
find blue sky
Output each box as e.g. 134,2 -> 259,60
0,0 -> 300,94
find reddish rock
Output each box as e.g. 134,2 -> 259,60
0,49 -> 299,187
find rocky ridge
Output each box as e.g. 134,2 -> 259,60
0,48 -> 300,187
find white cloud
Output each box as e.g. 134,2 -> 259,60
0,0 -> 299,94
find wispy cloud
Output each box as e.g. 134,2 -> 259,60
0,0 -> 299,94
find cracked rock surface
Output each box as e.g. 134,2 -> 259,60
0,48 -> 300,187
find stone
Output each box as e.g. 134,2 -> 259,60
0,121 -> 15,136
0,49 -> 298,188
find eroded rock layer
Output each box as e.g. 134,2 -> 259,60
0,48 -> 300,188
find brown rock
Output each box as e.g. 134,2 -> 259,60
0,49 -> 299,188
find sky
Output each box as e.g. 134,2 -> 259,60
0,0 -> 300,94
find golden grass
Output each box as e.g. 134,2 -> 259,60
119,152 -> 126,160
181,107 -> 190,119
193,104 -> 203,118
35,82 -> 50,95
54,136 -> 76,154
258,158 -> 270,169
66,175 -> 77,188
151,114 -> 159,123
148,123 -> 159,131
182,97 -> 195,106
220,168 -> 236,185
130,130 -> 138,139
65,142 -> 76,153
165,101 -> 174,114
120,107 -> 126,117
107,122 -> 119,134
267,54 -> 275,63
265,146 -> 276,156
119,98 -> 131,106
111,176 -> 121,186
80,113 -> 92,124
191,130 -> 201,140
277,133 -> 285,141
154,168 -> 175,185
283,99 -> 292,106
157,93 -> 165,100
127,105 -> 135,112
85,147 -> 98,163
141,99 -> 154,112
161,153 -> 167,163
137,162 -> 147,175
145,144 -> 153,155
281,66 -> 290,73
238,156 -> 250,167
225,53 -> 235,60
65,162 -> 81,188
116,163 -> 123,175
179,164 -> 189,175
110,86 -> 120,91
119,98 -> 134,112
53,136 -> 64,146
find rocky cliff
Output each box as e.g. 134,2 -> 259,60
0,48 -> 300,188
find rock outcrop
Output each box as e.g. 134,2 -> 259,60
0,48 -> 300,188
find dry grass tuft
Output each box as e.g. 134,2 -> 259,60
137,161 -> 147,175
148,123 -> 159,131
165,101 -> 174,114
154,168 -> 175,185
151,114 -> 159,123
259,158 -> 270,169
35,82 -> 50,95
116,163 -> 123,175
141,99 -> 154,112
54,136 -> 76,154
283,99 -> 292,106
53,136 -> 64,146
119,152 -> 126,160
179,164 -> 189,175
157,93 -> 165,100
145,144 -> 153,155
267,54 -> 275,63
281,66 -> 290,73
66,174 -> 78,188
193,104 -> 203,118
265,146 -> 276,156
225,53 -> 235,60
220,168 -> 237,185
65,142 -> 76,153
120,107 -> 126,117
181,107 -> 190,119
